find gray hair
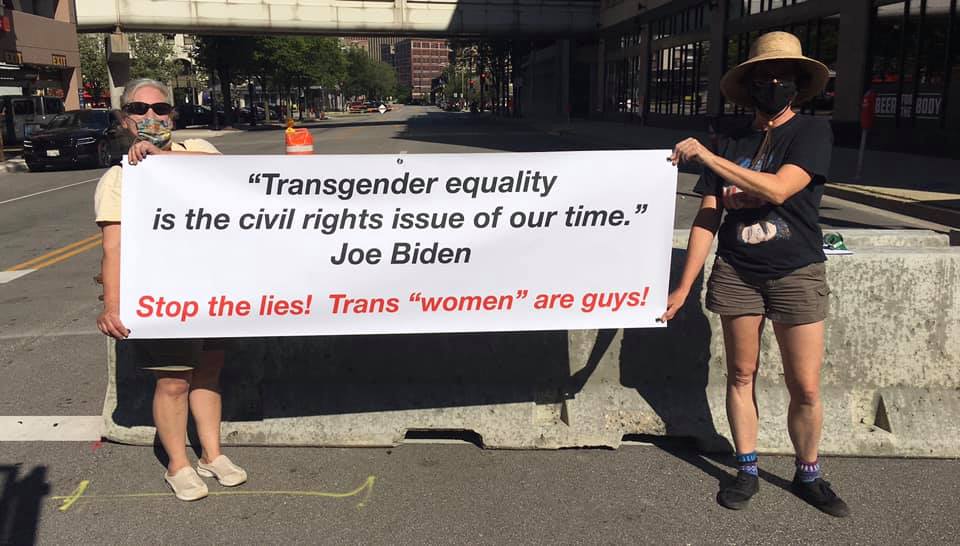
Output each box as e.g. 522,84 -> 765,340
121,78 -> 174,106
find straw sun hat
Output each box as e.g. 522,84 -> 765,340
720,31 -> 830,108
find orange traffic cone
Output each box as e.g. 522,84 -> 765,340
285,126 -> 313,155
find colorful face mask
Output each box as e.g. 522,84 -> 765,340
135,117 -> 172,149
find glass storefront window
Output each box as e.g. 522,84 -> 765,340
650,41 -> 710,116
605,55 -> 644,115
870,0 -> 957,127
729,0 -> 809,19
653,3 -> 707,40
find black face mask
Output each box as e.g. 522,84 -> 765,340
750,80 -> 797,116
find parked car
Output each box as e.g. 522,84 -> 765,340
365,101 -> 391,113
0,95 -> 65,144
173,103 -> 212,128
23,109 -> 134,171
248,103 -> 281,120
348,101 -> 367,113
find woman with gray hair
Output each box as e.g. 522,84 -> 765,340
95,78 -> 247,501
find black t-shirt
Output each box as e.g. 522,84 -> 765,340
693,114 -> 833,280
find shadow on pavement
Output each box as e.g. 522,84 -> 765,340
0,464 -> 49,545
114,330 -> 572,426
621,249 -> 732,454
393,111 -> 705,174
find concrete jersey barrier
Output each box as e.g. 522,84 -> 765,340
102,229 -> 960,457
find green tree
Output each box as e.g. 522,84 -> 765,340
343,47 -> 396,100
129,33 -> 177,84
441,64 -> 478,105
193,35 -> 257,126
250,36 -> 346,120
395,85 -> 412,104
79,34 -> 108,107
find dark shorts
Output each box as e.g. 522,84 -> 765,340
130,338 -> 228,372
706,255 -> 830,324
130,339 -> 203,372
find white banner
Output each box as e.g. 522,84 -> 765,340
120,151 -> 677,338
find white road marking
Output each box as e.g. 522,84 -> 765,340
0,329 -> 101,340
0,269 -> 34,284
0,177 -> 100,206
0,416 -> 103,441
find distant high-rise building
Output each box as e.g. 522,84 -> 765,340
341,37 -> 369,53
395,38 -> 450,100
342,36 -> 402,65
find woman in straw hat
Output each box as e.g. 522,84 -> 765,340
662,31 -> 849,517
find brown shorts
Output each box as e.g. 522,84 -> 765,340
706,255 -> 830,324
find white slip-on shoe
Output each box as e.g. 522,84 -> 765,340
164,466 -> 208,501
196,455 -> 248,487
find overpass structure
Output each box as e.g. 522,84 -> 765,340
74,0 -> 600,36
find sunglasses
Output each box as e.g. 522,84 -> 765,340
122,101 -> 173,115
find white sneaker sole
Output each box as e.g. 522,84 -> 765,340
164,478 -> 208,501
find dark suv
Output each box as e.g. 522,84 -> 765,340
23,109 -> 134,171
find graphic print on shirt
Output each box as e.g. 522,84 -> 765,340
724,157 -> 792,246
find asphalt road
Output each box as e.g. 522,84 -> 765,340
1,106 -> 956,544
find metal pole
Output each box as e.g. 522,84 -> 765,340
855,128 -> 868,180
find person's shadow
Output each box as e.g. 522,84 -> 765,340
565,248 -> 782,493
0,464 -> 50,545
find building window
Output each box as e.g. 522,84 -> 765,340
654,3 -> 707,40
728,0 -> 809,19
650,41 -> 711,116
604,48 -> 648,116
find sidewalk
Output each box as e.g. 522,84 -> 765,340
495,115 -> 960,230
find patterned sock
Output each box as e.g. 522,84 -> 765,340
736,451 -> 759,476
796,457 -> 821,482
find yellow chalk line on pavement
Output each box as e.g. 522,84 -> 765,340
53,475 -> 377,512
5,233 -> 102,272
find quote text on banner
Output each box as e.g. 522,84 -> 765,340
120,150 -> 677,338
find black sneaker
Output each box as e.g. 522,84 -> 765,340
717,471 -> 759,510
791,475 -> 851,518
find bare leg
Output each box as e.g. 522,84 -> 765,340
773,320 -> 825,462
721,315 -> 765,455
190,350 -> 224,464
153,371 -> 193,474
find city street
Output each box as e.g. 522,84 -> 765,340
1,106 -> 957,544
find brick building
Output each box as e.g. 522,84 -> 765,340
395,38 -> 450,100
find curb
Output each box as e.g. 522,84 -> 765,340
825,183 -> 960,229
1,158 -> 28,174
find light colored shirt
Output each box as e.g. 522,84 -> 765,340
94,139 -> 219,223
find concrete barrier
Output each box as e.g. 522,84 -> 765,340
103,229 -> 960,457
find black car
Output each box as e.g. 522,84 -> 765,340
23,109 -> 134,171
173,103 -> 212,128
